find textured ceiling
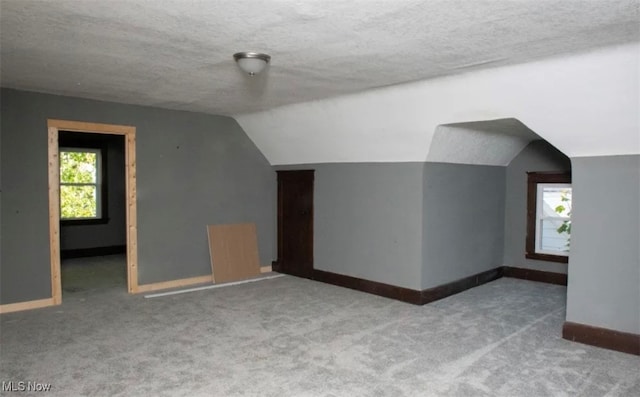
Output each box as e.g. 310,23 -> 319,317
237,43 -> 639,164
1,0 -> 639,116
427,119 -> 541,166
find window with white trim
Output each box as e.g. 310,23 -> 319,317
60,148 -> 102,220
526,172 -> 572,263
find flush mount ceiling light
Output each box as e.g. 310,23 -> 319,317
233,52 -> 271,76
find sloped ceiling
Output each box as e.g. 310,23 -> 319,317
238,43 -> 640,164
1,1 -> 638,165
427,119 -> 541,166
1,0 -> 638,116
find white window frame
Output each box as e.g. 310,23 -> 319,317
535,183 -> 571,257
59,147 -> 102,220
526,171 -> 571,263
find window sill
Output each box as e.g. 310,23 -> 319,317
525,252 -> 569,263
61,218 -> 110,226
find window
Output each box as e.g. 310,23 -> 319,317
526,172 -> 572,263
60,147 -> 103,222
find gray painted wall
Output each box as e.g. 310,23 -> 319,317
277,163 -> 424,290
566,155 -> 640,334
314,163 -> 424,290
422,162 -> 506,289
279,161 -> 506,291
1,88 -> 275,304
60,133 -> 127,250
503,140 -> 572,273
0,107 -> 3,278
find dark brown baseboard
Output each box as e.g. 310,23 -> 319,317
61,245 -> 126,259
311,269 -> 422,304
420,267 -> 503,304
502,266 -> 567,286
275,265 -> 567,306
562,321 -> 640,356
279,267 -> 503,306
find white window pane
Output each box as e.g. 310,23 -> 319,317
535,183 -> 572,255
540,219 -> 570,253
541,186 -> 571,219
59,147 -> 102,220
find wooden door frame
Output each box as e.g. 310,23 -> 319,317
48,119 -> 139,304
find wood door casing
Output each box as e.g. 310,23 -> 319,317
277,170 -> 314,278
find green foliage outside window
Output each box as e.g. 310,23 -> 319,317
60,150 -> 99,219
554,189 -> 572,248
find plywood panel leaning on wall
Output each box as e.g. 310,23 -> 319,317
207,223 -> 261,284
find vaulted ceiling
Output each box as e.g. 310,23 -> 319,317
1,1 -> 638,165
237,43 -> 639,163
1,0 -> 638,116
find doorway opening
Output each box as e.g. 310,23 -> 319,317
275,170 -> 314,278
47,119 -> 139,305
59,131 -> 126,295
